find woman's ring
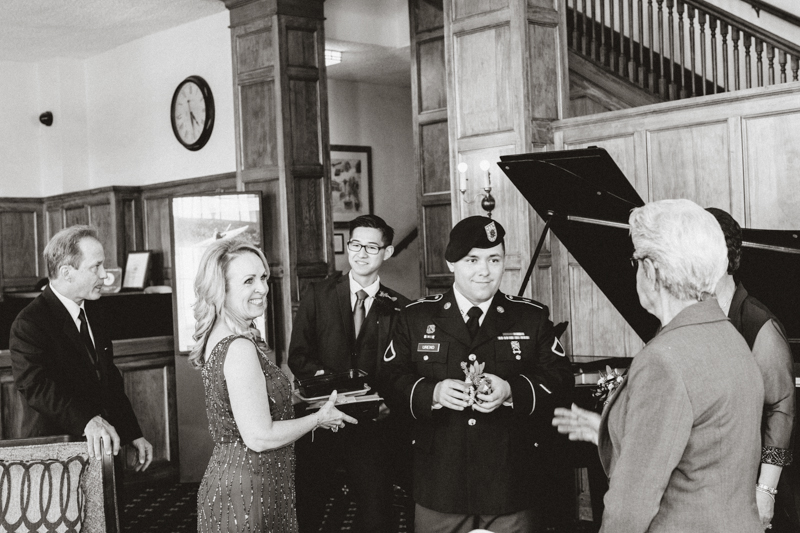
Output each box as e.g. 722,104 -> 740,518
332,426 -> 338,432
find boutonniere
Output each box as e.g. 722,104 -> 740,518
461,361 -> 493,406
377,291 -> 397,301
593,365 -> 626,407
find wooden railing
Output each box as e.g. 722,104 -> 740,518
567,0 -> 800,101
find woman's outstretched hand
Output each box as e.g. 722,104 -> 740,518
552,403 -> 601,445
316,390 -> 358,432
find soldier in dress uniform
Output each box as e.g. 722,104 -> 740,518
378,216 -> 574,533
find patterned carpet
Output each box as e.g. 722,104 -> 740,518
122,480 -> 414,532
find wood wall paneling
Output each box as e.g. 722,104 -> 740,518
293,176 -> 326,265
47,208 -> 63,241
286,28 -> 318,68
528,21 -> 561,119
241,80 -> 279,170
0,211 -> 39,287
0,371 -> 27,439
236,26 -> 274,73
418,39 -> 448,112
421,121 -> 451,194
647,122 -> 731,207
288,79 -> 322,166
423,203 -> 453,277
88,202 -> 116,267
453,0 -> 509,20
454,25 -> 513,138
413,0 -> 444,33
744,110 -> 800,229
64,206 -> 87,227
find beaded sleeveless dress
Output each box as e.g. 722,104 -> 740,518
197,335 -> 297,532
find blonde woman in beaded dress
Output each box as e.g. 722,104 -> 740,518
191,238 -> 357,532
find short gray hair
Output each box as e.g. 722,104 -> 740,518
629,199 -> 727,302
44,225 -> 100,280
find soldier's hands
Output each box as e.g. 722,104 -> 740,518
472,373 -> 511,413
433,379 -> 470,411
84,415 -> 120,459
131,437 -> 154,472
552,403 -> 600,445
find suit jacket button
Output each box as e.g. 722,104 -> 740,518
534,442 -> 539,447
468,418 -> 476,426
423,355 -> 429,361
515,355 -> 521,360
411,440 -> 415,445
468,354 -> 477,362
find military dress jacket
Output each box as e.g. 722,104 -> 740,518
379,289 -> 574,515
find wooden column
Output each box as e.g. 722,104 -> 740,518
411,0 -> 570,307
223,0 -> 333,367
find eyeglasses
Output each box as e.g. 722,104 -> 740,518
629,256 -> 640,269
347,241 -> 386,255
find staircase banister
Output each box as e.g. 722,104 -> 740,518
684,0 -> 800,58
738,0 -> 800,30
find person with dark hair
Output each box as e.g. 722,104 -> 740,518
707,207 -> 798,532
380,215 -> 573,532
10,225 -> 152,468
289,214 -> 411,533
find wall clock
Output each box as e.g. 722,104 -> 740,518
171,75 -> 215,151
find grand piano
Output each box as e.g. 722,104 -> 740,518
498,146 -> 800,525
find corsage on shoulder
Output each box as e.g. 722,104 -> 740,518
593,365 -> 625,407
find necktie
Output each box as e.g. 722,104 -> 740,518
78,308 -> 98,368
466,306 -> 483,340
353,290 -> 368,337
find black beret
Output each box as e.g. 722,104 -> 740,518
445,216 -> 506,262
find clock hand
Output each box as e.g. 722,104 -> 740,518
190,111 -> 200,133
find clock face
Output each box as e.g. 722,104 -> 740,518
171,76 -> 215,151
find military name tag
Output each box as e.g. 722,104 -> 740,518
497,334 -> 530,340
417,343 -> 440,352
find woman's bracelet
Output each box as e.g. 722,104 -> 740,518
756,484 -> 777,501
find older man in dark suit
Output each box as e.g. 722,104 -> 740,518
380,216 -> 574,533
10,225 -> 152,470
289,214 -> 410,533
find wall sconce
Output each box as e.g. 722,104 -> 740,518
39,111 -> 53,126
458,160 -> 496,218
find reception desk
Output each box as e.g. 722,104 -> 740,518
0,291 -> 178,483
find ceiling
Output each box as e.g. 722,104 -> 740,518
0,0 -> 410,86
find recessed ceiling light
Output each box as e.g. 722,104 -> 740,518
325,49 -> 342,66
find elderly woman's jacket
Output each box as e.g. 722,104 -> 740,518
598,299 -> 764,533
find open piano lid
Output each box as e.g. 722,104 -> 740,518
499,147 -> 800,344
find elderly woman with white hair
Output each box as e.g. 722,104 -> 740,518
554,199 -> 765,533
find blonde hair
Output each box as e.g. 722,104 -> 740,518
188,237 -> 270,369
629,199 -> 727,302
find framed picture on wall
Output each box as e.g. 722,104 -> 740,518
333,232 -> 345,254
169,192 -> 265,354
331,145 -> 373,225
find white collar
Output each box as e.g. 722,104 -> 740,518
452,286 -> 493,321
50,283 -> 85,324
349,271 -> 381,299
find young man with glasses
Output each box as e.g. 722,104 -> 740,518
289,214 -> 411,533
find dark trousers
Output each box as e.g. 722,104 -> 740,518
414,504 -> 540,533
295,417 -> 393,533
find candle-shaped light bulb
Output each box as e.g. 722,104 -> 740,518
479,160 -> 491,189
457,162 -> 468,191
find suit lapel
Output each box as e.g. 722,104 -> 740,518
43,287 -> 99,377
598,372 -> 628,473
336,275 -> 355,348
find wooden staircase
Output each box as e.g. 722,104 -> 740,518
566,0 -> 800,115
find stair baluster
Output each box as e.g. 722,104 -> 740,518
582,0 -> 589,55
743,31 -> 752,89
732,27 -> 741,91
648,0 -> 656,92
629,0 -> 637,82
688,5 -> 696,97
778,50 -> 787,84
699,9 -> 707,95
601,0 -> 608,66
755,38 -> 764,87
657,0 -> 666,97
573,0 -> 581,50
667,0 -> 677,100
767,44 -> 775,85
791,55 -> 799,82
721,22 -> 729,93
639,0 -> 646,87
620,0 -> 627,77
678,1 -> 687,99
591,0 -> 598,61
709,16 -> 718,94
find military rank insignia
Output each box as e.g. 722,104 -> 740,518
426,325 -> 436,334
511,340 -> 521,355
485,221 -> 498,242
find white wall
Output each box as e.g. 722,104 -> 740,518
325,0 -> 409,49
0,11 -> 235,197
85,11 -> 235,190
328,79 -> 421,300
0,61 -> 42,196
